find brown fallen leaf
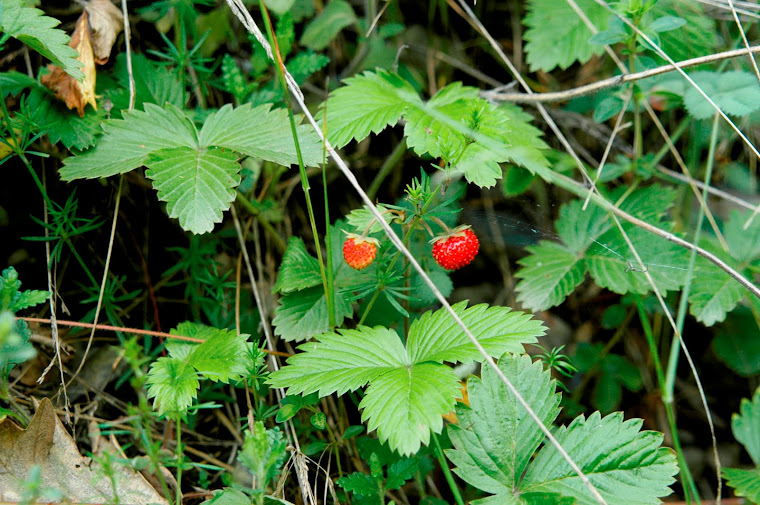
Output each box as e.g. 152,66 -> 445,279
0,398 -> 168,504
85,0 -> 124,64
41,10 -> 97,117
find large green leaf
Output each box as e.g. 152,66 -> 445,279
688,262 -> 744,326
360,363 -> 460,455
59,103 -> 198,180
323,69 -> 420,148
406,302 -> 544,364
732,387 -> 760,466
199,103 -> 323,167
683,71 -> 760,120
187,327 -> 249,383
272,237 -> 323,294
447,355 -> 560,496
523,412 -> 677,505
27,87 -> 105,150
145,147 -> 241,234
0,0 -> 83,80
524,0 -> 610,72
300,0 -> 356,51
515,242 -> 587,312
268,326 -> 408,396
271,285 -> 352,342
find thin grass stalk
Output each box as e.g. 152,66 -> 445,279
432,433 -> 464,505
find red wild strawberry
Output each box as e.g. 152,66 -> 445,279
343,234 -> 378,270
431,226 -> 479,271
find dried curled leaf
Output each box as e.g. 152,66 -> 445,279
85,0 -> 123,64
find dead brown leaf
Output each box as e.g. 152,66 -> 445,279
41,10 -> 98,117
86,0 -> 124,64
0,398 -> 168,504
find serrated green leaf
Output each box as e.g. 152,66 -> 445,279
410,268 -> 453,308
386,458 -> 419,490
200,488 -> 251,505
144,146 -> 240,234
654,0 -> 716,63
114,53 -> 183,109
407,301 -> 544,363
60,103 -> 198,180
524,0 -> 610,72
166,321 -> 219,361
27,87 -> 105,150
497,104 -> 551,174
725,209 -> 760,264
0,311 -> 36,373
0,266 -> 48,312
268,326 -> 407,396
271,285 -> 352,342
346,204 -> 393,235
11,290 -> 48,312
447,354 -> 561,496
523,412 -> 678,505
146,356 -> 199,415
723,467 -> 760,504
323,69 -> 419,148
0,71 -> 36,97
0,0 -> 83,80
337,472 -> 379,496
300,0 -> 356,51
287,50 -> 330,84
732,387 -> 760,465
273,237 -> 323,293
683,71 -> 760,120
688,262 -> 744,326
360,363 -> 460,456
515,242 -> 587,311
187,327 -> 248,383
199,103 -> 323,167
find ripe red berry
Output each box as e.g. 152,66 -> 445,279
432,226 -> 479,271
343,235 -> 378,270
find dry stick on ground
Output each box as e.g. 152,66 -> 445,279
486,45 -> 760,103
225,1 -> 611,504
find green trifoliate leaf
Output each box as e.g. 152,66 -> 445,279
524,0 -> 610,72
722,468 -> 760,504
360,363 -> 460,456
271,285 -> 352,342
447,355 -> 560,497
268,326 -> 408,396
199,103 -> 323,167
187,327 -> 249,383
0,0 -> 83,80
337,472 -> 379,497
406,301 -> 544,364
386,458 -> 419,490
60,103 -> 198,180
732,387 -> 760,466
300,0 -> 356,51
555,199 -> 611,254
524,413 -> 677,505
322,69 -> 420,148
146,357 -> 199,415
683,71 -> 760,120
273,237 -> 323,294
145,146 -> 241,235
515,242 -> 586,312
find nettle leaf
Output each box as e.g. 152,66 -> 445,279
145,146 -> 241,234
199,103 -> 323,167
60,103 -> 198,180
361,363 -> 460,456
515,242 -> 586,312
273,237 -> 323,294
270,301 -> 544,455
272,285 -> 352,342
732,387 -> 760,466
0,0 -> 83,80
146,357 -> 199,416
406,301 -> 545,363
323,69 -> 420,148
448,353 -> 677,505
683,71 -> 760,120
524,0 -> 610,72
723,468 -> 760,504
268,326 -> 409,396
447,355 -> 560,496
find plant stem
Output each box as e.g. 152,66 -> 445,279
234,192 -> 288,253
259,0 -> 330,306
321,102 -> 336,328
175,413 -> 183,505
367,140 -> 406,201
432,433 -> 464,505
